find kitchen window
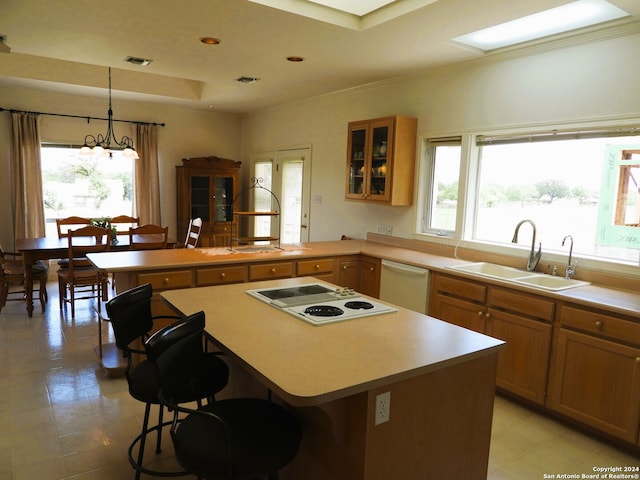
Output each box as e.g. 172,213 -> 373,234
420,126 -> 640,265
421,137 -> 462,236
40,144 -> 135,237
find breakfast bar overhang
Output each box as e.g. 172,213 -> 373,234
160,277 -> 505,480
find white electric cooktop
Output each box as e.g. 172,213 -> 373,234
246,283 -> 398,325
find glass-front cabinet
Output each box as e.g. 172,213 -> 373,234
346,116 -> 417,206
177,156 -> 241,247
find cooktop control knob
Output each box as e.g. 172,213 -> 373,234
335,287 -> 357,297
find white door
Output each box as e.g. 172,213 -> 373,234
253,147 -> 311,243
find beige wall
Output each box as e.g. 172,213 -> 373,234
2,30 -> 639,250
240,31 -> 640,242
0,88 -> 242,249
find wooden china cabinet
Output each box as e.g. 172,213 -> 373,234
176,156 -> 241,247
345,115 -> 417,205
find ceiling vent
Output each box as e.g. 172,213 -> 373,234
124,56 -> 152,66
236,76 -> 260,83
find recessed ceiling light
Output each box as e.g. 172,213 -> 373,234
200,37 -> 221,45
236,76 -> 260,83
287,56 -> 305,62
452,0 -> 629,52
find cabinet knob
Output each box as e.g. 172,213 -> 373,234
271,268 -> 276,273
342,265 -> 347,270
595,320 -> 603,329
477,311 -> 483,317
485,312 -> 491,319
314,264 -> 320,270
636,357 -> 640,364
164,278 -> 170,284
220,272 -> 226,278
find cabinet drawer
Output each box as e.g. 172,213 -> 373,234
489,287 -> 554,322
297,258 -> 334,276
197,265 -> 247,286
433,274 -> 486,304
249,262 -> 294,281
560,305 -> 640,345
137,270 -> 192,290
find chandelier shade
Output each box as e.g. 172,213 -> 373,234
80,67 -> 139,159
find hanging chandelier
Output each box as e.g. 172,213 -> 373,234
80,67 -> 139,159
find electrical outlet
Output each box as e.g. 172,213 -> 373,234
376,224 -> 393,235
375,391 -> 390,425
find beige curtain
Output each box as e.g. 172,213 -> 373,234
10,112 -> 45,239
134,124 -> 161,225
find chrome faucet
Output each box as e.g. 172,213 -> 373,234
512,220 -> 542,272
562,234 -> 577,279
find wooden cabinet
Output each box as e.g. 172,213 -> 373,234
248,261 -> 294,281
176,156 -> 241,247
430,273 -> 553,404
296,258 -> 335,283
338,256 -> 381,298
547,304 -> 640,444
346,116 -> 417,205
196,265 -> 247,286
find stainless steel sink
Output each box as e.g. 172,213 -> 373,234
448,262 -> 590,291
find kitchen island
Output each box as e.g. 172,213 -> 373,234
161,277 -> 505,480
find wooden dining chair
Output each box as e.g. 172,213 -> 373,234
57,225 -> 110,318
129,224 -> 169,250
56,216 -> 93,238
183,217 -> 202,248
0,244 -> 49,313
55,216 -> 94,269
110,215 -> 139,233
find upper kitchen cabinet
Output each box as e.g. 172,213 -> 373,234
176,156 -> 241,247
346,116 -> 417,205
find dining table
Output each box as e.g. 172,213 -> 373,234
16,234 -> 176,316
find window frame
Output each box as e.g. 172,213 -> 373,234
40,143 -> 136,237
416,120 -> 640,275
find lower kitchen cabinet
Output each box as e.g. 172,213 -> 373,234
296,258 -> 336,283
486,308 -> 552,404
338,256 -> 380,297
430,272 -> 553,404
547,305 -> 640,444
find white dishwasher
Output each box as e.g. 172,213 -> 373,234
379,259 -> 430,314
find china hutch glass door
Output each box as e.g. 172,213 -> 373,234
214,176 -> 234,222
190,176 -> 210,221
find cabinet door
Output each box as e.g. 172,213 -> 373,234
190,175 -> 211,222
548,328 -> 640,443
346,118 -> 393,201
346,122 -> 369,199
339,260 -> 360,290
430,292 -> 487,333
486,309 -> 552,404
367,118 -> 392,202
213,175 -> 234,223
359,258 -> 380,298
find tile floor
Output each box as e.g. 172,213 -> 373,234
0,281 -> 638,479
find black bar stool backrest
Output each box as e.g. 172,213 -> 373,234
106,283 -> 154,351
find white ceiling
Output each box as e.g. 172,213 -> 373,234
1,0 -> 639,114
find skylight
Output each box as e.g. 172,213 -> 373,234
452,0 -> 629,52
307,0 -> 397,16
249,0 -> 439,30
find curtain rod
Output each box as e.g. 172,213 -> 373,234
0,107 -> 165,127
